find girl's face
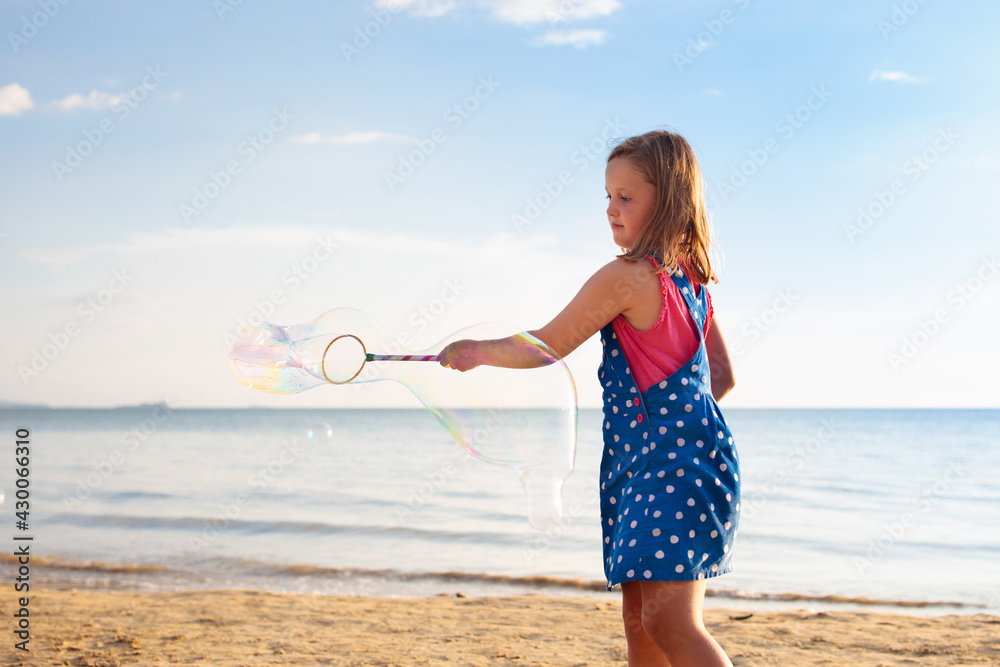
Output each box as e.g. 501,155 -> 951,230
605,158 -> 657,250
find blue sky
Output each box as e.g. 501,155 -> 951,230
1,0 -> 998,408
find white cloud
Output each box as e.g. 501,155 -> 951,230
0,82 -> 34,116
482,0 -> 620,25
868,69 -> 929,84
378,0 -> 621,26
49,90 -> 124,112
532,28 -> 606,49
702,88 -> 725,97
292,130 -> 416,145
376,0 -> 458,18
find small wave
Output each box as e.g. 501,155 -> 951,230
708,589 -> 981,609
0,553 -> 170,574
49,513 -> 518,544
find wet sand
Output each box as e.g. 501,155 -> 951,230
3,588 -> 999,666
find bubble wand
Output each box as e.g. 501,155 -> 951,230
320,334 -> 440,385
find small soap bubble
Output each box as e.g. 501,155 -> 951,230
229,308 -> 577,530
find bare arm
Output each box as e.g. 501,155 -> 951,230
438,259 -> 650,371
705,319 -> 735,401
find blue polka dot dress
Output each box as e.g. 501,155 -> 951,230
598,266 -> 740,587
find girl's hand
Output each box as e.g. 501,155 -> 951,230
438,339 -> 481,372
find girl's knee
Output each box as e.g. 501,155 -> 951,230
641,604 -> 704,657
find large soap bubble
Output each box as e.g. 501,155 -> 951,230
228,308 -> 577,530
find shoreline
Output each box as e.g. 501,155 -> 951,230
4,588 -> 999,666
7,554 -> 991,618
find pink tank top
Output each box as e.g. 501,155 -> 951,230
610,256 -> 714,392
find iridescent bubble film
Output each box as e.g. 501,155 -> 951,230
228,308 -> 578,529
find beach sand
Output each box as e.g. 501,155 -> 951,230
3,589 -> 999,666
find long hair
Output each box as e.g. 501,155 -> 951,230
607,129 -> 717,285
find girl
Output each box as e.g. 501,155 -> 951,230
439,129 -> 739,667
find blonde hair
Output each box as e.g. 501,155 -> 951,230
607,129 -> 717,285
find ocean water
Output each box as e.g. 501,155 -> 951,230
1,406 -> 998,615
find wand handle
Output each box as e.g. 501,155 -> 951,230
366,353 -> 440,362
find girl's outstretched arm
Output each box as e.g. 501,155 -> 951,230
438,259 -> 650,372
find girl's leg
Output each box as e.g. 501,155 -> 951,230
620,581 -> 671,667
637,579 -> 732,667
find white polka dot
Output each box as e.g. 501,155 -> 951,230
629,539 -> 636,547
648,494 -> 655,502
720,463 -> 727,472
711,530 -> 718,538
693,457 -> 700,465
711,564 -> 718,573
657,471 -> 666,478
715,479 -> 721,486
643,570 -> 652,579
691,364 -> 699,372
677,438 -> 685,446
702,418 -> 709,426
689,530 -> 696,538
608,518 -> 614,525
659,426 -> 667,435
652,528 -> 661,537
630,420 -> 637,428
669,393 -> 677,400
666,485 -> 675,493
676,420 -> 684,427
642,447 -> 649,455
624,444 -> 630,452
675,564 -> 684,573
614,435 -> 620,442
659,381 -> 667,389
605,536 -> 610,543
653,510 -> 662,518
687,549 -> 694,558
718,430 -> 724,439
612,406 -> 618,414
617,555 -> 622,563
676,469 -> 685,477
655,550 -> 664,559
675,511 -> 683,519
660,407 -> 668,415
668,452 -> 676,460
725,521 -> 732,530
630,520 -> 637,528
627,569 -> 635,577
636,494 -> 643,501
685,404 -> 693,412
687,498 -> 695,506
696,440 -> 704,448
644,472 -> 651,479
694,393 -> 701,400
700,514 -> 707,522
669,535 -> 679,544
695,479 -> 702,487
726,493 -> 732,502
610,497 -> 616,505
681,378 -> 688,385
723,545 -> 729,554
611,349 -> 619,356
